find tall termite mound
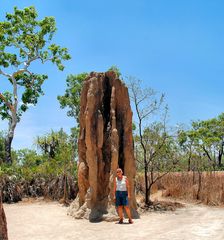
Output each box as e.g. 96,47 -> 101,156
68,71 -> 138,221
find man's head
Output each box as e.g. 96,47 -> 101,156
116,168 -> 123,176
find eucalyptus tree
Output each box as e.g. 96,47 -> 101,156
134,121 -> 178,202
178,128 -> 194,171
126,76 -> 165,205
57,73 -> 88,124
0,6 -> 71,163
186,113 -> 224,170
177,113 -> 224,171
178,126 -> 213,199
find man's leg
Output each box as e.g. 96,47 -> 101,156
124,206 -> 133,223
117,206 -> 123,223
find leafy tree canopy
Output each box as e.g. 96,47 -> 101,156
178,113 -> 224,169
0,6 -> 71,121
58,73 -> 88,123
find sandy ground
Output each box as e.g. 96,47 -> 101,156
3,198 -> 224,240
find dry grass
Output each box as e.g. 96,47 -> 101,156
136,171 -> 224,206
159,171 -> 224,206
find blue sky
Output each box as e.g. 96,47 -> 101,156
1,0 -> 224,149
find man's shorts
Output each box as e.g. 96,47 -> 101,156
115,191 -> 128,207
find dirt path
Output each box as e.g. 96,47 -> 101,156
3,199 -> 224,240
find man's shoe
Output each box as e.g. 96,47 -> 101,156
118,218 -> 123,224
129,219 -> 133,224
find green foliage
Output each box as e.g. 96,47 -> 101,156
132,122 -> 136,131
58,73 -> 88,123
178,113 -> 224,170
0,127 -> 78,183
0,145 -> 77,182
0,6 -> 71,121
0,6 -> 70,71
16,148 -> 43,167
0,91 -> 13,121
108,65 -> 121,77
36,128 -> 71,158
35,128 -> 78,173
135,122 -> 177,172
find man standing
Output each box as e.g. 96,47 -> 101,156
113,168 -> 133,224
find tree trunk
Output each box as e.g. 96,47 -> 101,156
193,170 -> 196,185
196,171 -> 202,200
4,75 -> 18,165
187,145 -> 192,171
144,164 -> 150,205
4,122 -> 16,165
4,109 -> 17,164
4,135 -> 13,165
187,152 -> 192,171
218,156 -> 222,168
0,193 -> 8,240
140,120 -> 149,205
218,149 -> 223,168
146,182 -> 154,205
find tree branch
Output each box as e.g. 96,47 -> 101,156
147,135 -> 168,166
153,171 -> 170,183
41,57 -> 54,64
202,145 -> 213,162
0,69 -> 12,78
26,55 -> 40,67
13,68 -> 33,77
141,107 -> 158,120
